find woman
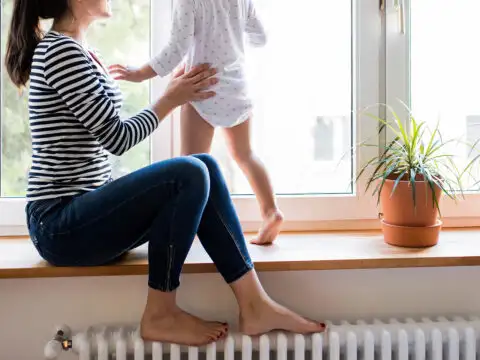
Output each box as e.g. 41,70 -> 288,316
6,0 -> 325,346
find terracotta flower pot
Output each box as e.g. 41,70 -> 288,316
379,177 -> 443,248
380,178 -> 442,227
381,219 -> 442,248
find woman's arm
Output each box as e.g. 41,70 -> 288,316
44,38 -> 215,156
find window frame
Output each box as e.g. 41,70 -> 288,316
385,0 -> 480,225
0,0 -> 394,235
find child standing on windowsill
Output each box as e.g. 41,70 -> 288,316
110,0 -> 283,245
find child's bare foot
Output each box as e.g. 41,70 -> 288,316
141,308 -> 228,346
239,298 -> 326,336
250,209 -> 284,246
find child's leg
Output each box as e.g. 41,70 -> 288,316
223,119 -> 283,245
181,103 -> 215,155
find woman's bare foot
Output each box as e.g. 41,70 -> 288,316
239,298 -> 325,336
250,209 -> 284,245
141,308 -> 228,346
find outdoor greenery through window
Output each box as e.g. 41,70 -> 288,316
0,0 -> 151,197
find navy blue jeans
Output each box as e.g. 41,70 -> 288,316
26,154 -> 253,291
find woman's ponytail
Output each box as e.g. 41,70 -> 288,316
5,0 -> 43,88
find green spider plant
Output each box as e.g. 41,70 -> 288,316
355,105 -> 480,215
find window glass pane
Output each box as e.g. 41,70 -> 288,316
1,0 -> 30,197
411,0 -> 480,189
88,0 -> 151,179
210,0 -> 353,195
0,0 -> 151,197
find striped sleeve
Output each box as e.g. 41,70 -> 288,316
44,38 -> 160,156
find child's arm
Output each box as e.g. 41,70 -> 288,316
108,63 -> 156,83
149,0 -> 195,77
245,0 -> 267,47
109,0 -> 195,83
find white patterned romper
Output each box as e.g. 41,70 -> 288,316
149,0 -> 266,127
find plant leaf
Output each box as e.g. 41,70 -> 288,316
410,168 -> 417,209
391,170 -> 407,198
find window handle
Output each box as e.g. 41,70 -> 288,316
395,0 -> 406,34
383,0 -> 406,35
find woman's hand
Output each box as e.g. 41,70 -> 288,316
150,64 -> 217,121
163,64 -> 218,107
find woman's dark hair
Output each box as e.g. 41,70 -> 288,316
5,0 -> 69,88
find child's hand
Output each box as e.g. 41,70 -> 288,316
108,64 -> 149,83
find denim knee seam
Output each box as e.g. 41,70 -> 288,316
162,177 -> 184,290
212,202 -> 252,268
164,244 -> 175,291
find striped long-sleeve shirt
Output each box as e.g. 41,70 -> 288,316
27,31 -> 159,201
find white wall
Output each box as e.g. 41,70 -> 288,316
1,267 -> 480,359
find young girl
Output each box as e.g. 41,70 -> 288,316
110,0 -> 283,245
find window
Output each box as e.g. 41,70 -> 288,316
0,0 -> 155,231
0,0 -> 151,198
386,0 -> 480,221
0,0 -> 382,233
1,1 -> 30,198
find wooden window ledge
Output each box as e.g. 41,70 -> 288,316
1,229 -> 480,279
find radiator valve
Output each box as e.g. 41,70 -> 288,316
44,325 -> 72,359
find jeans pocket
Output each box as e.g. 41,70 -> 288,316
27,198 -> 74,264
28,197 -> 63,226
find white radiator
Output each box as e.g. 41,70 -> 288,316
44,316 -> 480,360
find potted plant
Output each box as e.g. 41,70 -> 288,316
356,105 -> 479,247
